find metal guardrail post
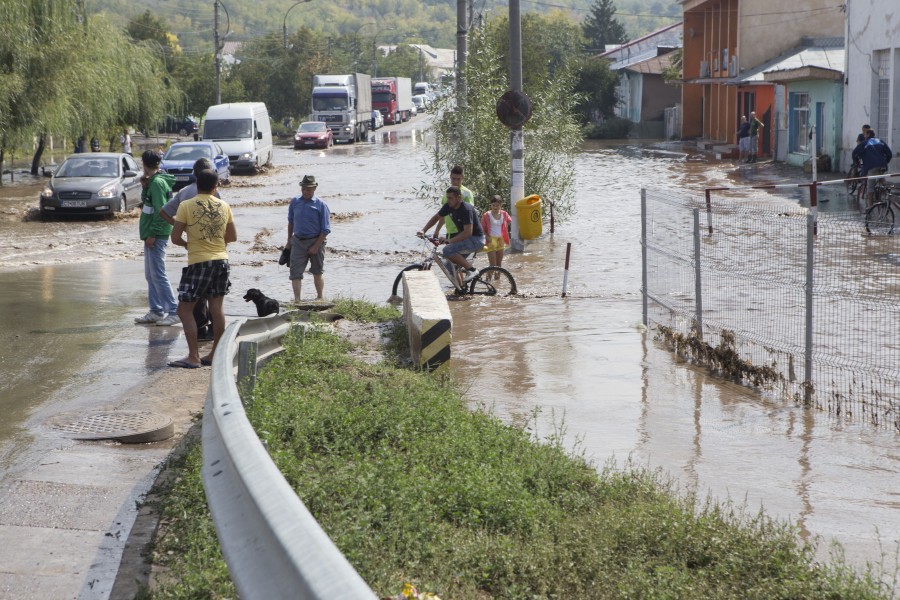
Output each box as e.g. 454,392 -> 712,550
237,341 -> 258,405
804,211 -> 815,403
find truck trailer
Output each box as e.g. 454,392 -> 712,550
371,77 -> 413,125
311,73 -> 372,143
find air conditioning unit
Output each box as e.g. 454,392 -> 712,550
700,61 -> 709,77
712,58 -> 719,72
729,55 -> 738,77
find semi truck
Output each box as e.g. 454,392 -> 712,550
311,73 -> 372,143
371,77 -> 413,125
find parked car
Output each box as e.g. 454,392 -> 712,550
293,121 -> 334,149
161,141 -> 230,190
409,103 -> 417,117
157,115 -> 199,137
371,110 -> 384,131
39,153 -> 142,219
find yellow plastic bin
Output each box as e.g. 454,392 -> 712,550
515,194 -> 542,240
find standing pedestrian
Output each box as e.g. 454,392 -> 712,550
168,169 -> 236,368
120,129 -> 132,156
480,194 -> 512,277
748,112 -> 764,163
135,150 -> 180,326
432,164 -> 475,239
160,158 -> 218,340
287,175 -> 331,303
737,116 -> 750,163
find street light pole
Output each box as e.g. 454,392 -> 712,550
283,0 -> 312,50
213,0 -> 230,105
372,27 -> 394,78
355,22 -> 376,73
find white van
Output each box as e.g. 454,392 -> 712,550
201,102 -> 273,172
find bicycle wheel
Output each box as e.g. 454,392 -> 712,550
468,267 -> 517,296
865,202 -> 894,235
391,264 -> 425,299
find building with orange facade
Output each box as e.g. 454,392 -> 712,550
680,0 -> 843,158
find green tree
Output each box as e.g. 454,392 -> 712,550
376,45 -> 420,81
583,0 -> 627,52
421,20 -> 580,222
572,56 -> 619,123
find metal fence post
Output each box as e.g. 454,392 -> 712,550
238,341 -> 258,405
693,208 -> 703,340
804,210 -> 815,403
641,188 -> 648,327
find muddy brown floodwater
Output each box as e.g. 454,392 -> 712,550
0,123 -> 897,587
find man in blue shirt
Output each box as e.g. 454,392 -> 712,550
418,186 -> 486,287
287,175 -> 331,302
852,129 -> 893,208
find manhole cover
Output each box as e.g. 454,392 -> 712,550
49,411 -> 174,443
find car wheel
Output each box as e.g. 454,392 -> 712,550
119,194 -> 127,213
179,127 -> 188,136
40,210 -> 52,222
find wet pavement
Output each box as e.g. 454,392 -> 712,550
0,121 -> 897,595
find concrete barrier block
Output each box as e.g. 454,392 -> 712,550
403,271 -> 452,371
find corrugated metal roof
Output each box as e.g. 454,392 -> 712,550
624,52 -> 676,75
734,42 -> 844,83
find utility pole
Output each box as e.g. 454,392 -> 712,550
508,0 -> 525,251
214,0 -> 221,104
456,0 -> 467,108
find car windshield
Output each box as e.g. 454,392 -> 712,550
299,123 -> 327,133
56,158 -> 118,178
372,91 -> 392,103
164,145 -> 213,161
203,119 -> 252,139
312,93 -> 349,111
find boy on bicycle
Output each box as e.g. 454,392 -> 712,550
418,186 -> 486,287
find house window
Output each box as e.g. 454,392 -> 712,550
789,92 -> 809,153
874,50 -> 890,138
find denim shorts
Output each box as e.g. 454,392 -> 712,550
443,235 -> 485,258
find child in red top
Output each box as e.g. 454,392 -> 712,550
480,195 -> 513,274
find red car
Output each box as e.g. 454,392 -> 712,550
293,121 -> 333,149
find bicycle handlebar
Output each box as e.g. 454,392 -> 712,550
416,232 -> 445,246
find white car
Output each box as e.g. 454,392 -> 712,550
412,94 -> 429,113
371,110 -> 384,130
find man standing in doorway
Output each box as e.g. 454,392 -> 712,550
287,175 -> 331,303
169,169 -> 236,368
135,150 -> 179,326
737,116 -> 750,163
432,164 -> 475,239
748,112 -> 764,163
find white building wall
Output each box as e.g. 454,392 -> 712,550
842,0 -> 900,170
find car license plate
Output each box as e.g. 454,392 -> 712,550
176,175 -> 190,181
61,200 -> 87,208
304,140 -> 315,145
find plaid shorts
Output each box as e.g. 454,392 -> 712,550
177,259 -> 231,302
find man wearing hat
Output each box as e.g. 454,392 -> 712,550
286,175 -> 331,302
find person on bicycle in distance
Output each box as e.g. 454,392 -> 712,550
418,186 -> 486,287
853,129 -> 893,208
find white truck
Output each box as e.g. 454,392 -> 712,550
311,73 -> 372,143
201,102 -> 273,172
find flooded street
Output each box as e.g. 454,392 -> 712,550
0,122 -> 897,581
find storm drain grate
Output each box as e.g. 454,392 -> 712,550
49,411 -> 174,443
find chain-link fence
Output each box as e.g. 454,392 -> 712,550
642,185 -> 900,430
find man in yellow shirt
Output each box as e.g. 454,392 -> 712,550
168,169 -> 237,368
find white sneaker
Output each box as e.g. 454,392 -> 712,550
135,311 -> 164,324
155,314 -> 181,326
463,268 -> 478,282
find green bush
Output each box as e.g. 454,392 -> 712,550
585,116 -> 633,139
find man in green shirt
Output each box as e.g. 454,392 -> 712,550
432,164 -> 475,238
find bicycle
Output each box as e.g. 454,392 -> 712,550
863,177 -> 900,235
391,235 -> 517,300
847,160 -> 864,202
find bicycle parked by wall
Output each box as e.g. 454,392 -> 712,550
391,235 -> 517,300
863,178 -> 900,234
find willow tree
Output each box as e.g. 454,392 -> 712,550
420,17 -> 581,222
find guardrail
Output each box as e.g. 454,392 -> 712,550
202,311 -> 377,599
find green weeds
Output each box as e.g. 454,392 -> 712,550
143,309 -> 889,599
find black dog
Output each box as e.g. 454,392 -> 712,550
243,288 -> 280,317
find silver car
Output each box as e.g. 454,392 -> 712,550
40,153 -> 143,219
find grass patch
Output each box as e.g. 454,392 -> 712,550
142,309 -> 889,599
